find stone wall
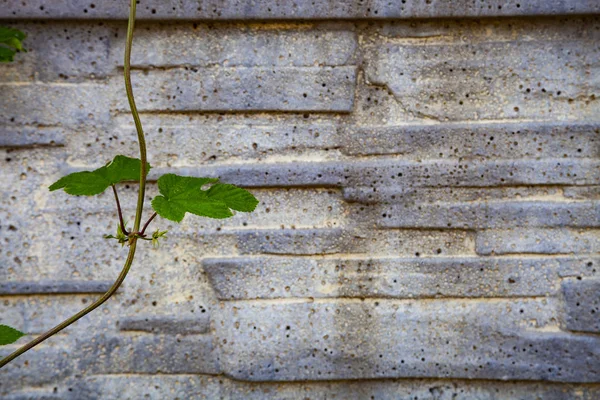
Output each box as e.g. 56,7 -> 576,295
1,1 -> 599,399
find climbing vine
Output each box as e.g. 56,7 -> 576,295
0,0 -> 258,368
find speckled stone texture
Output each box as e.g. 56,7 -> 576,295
1,1 -> 599,399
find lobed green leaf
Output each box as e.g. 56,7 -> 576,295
0,324 -> 25,345
151,173 -> 259,222
0,26 -> 26,62
49,155 -> 151,196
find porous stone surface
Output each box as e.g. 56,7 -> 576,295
1,3 -> 599,399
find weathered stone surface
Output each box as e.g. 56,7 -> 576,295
343,186 -> 566,205
77,334 -> 220,375
2,7 -> 600,399
120,23 -> 357,68
0,281 -> 112,295
0,83 -> 109,126
204,256 -> 597,300
565,186 -> 600,200
340,122 -> 600,159
476,229 -> 600,255
3,0 -> 599,20
0,22 -> 115,82
69,117 -> 340,165
0,343 -> 74,395
118,315 -> 210,334
379,201 -> 600,229
114,67 -> 356,112
215,298 -> 600,382
162,158 -> 600,188
31,375 -> 600,400
236,228 -> 359,255
562,279 -> 600,333
364,21 -> 600,121
0,128 -> 65,148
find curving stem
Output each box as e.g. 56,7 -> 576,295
0,0 -> 146,369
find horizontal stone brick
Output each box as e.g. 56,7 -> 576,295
343,186 -> 564,205
204,256 -> 598,300
0,83 -> 109,126
118,24 -> 356,68
163,158 -> 600,188
77,333 -> 220,375
1,22 -> 355,82
0,22 -> 115,82
71,118 -> 339,165
214,298 -> 600,382
118,315 -> 210,334
45,375 -> 600,400
115,67 -> 356,112
0,342 -> 74,396
233,228 -> 473,257
339,122 -> 600,159
476,229 -> 600,255
0,295 -> 113,335
364,24 -> 600,121
562,279 -> 600,333
236,228 -> 360,255
3,0 -> 599,20
379,201 -> 600,229
4,391 -> 63,400
0,281 -> 111,295
564,186 -> 600,200
0,127 -> 65,148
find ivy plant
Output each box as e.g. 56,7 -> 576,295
0,1 -> 258,368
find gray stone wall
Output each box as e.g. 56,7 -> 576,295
1,1 -> 599,399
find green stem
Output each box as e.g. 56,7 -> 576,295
112,184 -> 128,235
140,212 -> 157,236
0,0 -> 145,369
124,0 -> 147,233
0,243 -> 137,368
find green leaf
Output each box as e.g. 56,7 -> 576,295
0,46 -> 16,62
206,183 -> 261,212
0,324 -> 25,345
0,26 -> 26,63
151,173 -> 259,222
49,155 -> 151,196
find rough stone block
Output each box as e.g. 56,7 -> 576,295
0,22 -> 115,82
117,24 -> 356,68
0,83 -> 109,126
0,343 -> 74,396
236,228 -> 361,255
343,186 -> 564,205
118,315 -> 210,335
39,375 -> 600,400
214,298 -> 600,382
0,281 -> 112,295
115,67 -> 356,112
77,334 -> 220,375
203,256 -> 585,300
166,158 -> 600,189
339,122 -> 600,159
379,201 -> 600,229
71,117 -> 339,165
0,128 -> 65,148
562,279 -> 600,333
2,0 -> 599,20
364,24 -> 600,121
564,186 -> 600,200
476,229 -> 600,255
